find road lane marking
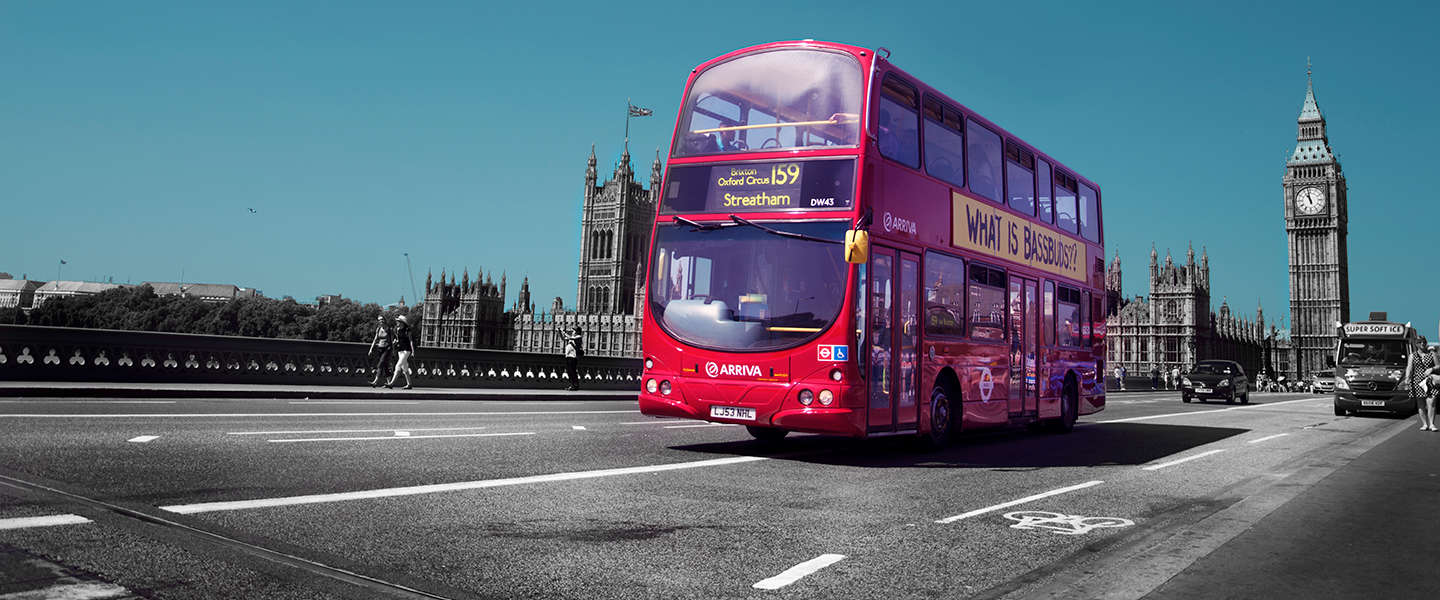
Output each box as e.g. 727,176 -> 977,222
753,554 -> 847,590
1096,397 -> 1325,423
1247,433 -> 1290,444
9,582 -> 131,599
936,481 -> 1105,524
127,435 -> 159,443
289,401 -> 421,405
572,425 -> 586,430
1142,449 -> 1226,471
0,514 -> 92,530
267,432 -> 536,443
619,420 -> 685,424
228,426 -> 489,435
0,410 -> 641,418
0,400 -> 176,404
160,455 -> 771,514
665,423 -> 740,429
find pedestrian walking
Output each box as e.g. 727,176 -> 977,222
385,314 -> 416,390
367,314 -> 392,387
1119,365 -> 1127,391
1170,365 -> 1181,391
1151,365 -> 1160,390
1113,365 -> 1123,392
558,325 -> 583,390
1407,342 -> 1438,431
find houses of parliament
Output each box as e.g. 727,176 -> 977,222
1106,64 -> 1350,380
419,145 -> 659,358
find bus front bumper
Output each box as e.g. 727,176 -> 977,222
638,393 -> 865,437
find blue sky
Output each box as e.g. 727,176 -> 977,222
3,1 -> 1436,333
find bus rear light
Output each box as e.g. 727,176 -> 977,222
830,368 -> 843,382
798,389 -> 814,405
660,380 -> 672,396
646,379 -> 658,394
818,389 -> 834,405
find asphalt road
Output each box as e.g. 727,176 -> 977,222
0,390 -> 1415,599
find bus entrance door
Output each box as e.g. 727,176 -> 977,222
1009,277 -> 1040,416
867,247 -> 920,434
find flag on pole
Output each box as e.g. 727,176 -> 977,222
628,103 -> 653,117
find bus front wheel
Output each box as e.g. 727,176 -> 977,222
746,426 -> 788,442
1048,380 -> 1078,433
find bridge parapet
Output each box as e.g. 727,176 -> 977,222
0,325 -> 640,390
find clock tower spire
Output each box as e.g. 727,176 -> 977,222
1283,60 -> 1350,380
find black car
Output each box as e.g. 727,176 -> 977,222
1182,360 -> 1250,404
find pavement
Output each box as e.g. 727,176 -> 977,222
0,387 -> 1435,598
0,381 -> 637,401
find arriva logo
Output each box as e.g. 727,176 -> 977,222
705,361 -> 763,378
883,211 -> 917,235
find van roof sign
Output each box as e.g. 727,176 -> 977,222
1343,323 -> 1405,337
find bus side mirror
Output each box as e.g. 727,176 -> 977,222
845,230 -> 869,264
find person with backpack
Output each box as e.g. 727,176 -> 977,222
385,314 -> 417,389
367,314 -> 392,387
559,325 -> 584,390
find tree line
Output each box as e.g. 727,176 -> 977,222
0,285 -> 424,343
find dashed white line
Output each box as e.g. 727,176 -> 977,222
0,410 -> 642,418
127,435 -> 159,443
1142,449 -> 1226,471
619,420 -> 684,425
267,432 -> 536,443
936,481 -> 1104,524
1247,433 -> 1291,445
289,401 -> 421,405
753,554 -> 847,590
161,454 -> 770,514
572,425 -> 587,430
1097,397 -> 1325,423
228,427 -> 489,436
0,514 -> 93,530
0,400 -> 175,404
11,582 -> 131,599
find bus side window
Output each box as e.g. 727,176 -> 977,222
923,251 -> 966,337
966,119 -> 1003,203
1036,159 -> 1053,224
1005,140 -> 1035,216
1044,280 -> 1055,346
878,77 -> 920,168
923,98 -> 966,189
1055,170 -> 1078,234
1056,286 -> 1081,347
967,264 -> 1006,340
1079,182 -> 1100,242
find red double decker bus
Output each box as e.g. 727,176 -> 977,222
639,41 -> 1105,444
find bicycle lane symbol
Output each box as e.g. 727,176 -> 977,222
1003,511 -> 1135,535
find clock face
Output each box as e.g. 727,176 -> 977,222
1296,187 -> 1326,214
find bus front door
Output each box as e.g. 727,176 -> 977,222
867,247 -> 920,433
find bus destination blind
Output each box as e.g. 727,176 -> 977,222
662,159 -> 854,214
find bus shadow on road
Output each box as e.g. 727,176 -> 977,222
672,422 -> 1248,469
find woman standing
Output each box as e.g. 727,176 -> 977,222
558,326 -> 583,391
1406,341 -> 1437,431
385,315 -> 416,390
367,314 -> 392,387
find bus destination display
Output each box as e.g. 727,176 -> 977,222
661,159 -> 854,214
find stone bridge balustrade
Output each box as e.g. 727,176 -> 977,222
0,325 -> 640,390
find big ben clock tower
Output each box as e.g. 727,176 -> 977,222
1283,60 -> 1350,378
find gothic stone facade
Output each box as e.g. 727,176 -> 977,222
419,145 -> 659,358
1284,65 -> 1350,378
1105,246 -> 1291,380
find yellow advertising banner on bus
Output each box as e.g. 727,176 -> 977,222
950,190 -> 1087,282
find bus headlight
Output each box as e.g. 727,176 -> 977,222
819,390 -> 835,405
830,368 -> 843,382
646,379 -> 658,394
660,380 -> 672,396
798,389 -> 814,406
645,358 -> 654,370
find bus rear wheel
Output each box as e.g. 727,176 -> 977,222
746,426 -> 788,442
924,385 -> 956,448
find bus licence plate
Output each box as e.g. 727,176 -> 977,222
710,405 -> 756,421
1361,400 -> 1387,407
